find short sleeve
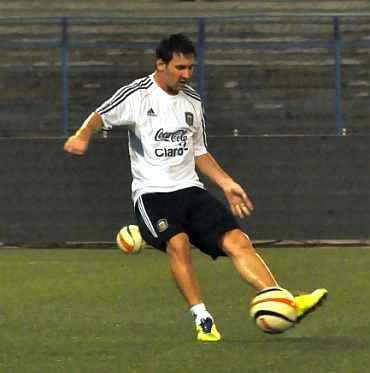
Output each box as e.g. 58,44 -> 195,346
95,87 -> 135,130
193,105 -> 208,156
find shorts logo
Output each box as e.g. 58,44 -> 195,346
185,112 -> 194,126
157,218 -> 168,232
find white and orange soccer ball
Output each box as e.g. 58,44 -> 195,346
250,287 -> 297,333
116,225 -> 143,254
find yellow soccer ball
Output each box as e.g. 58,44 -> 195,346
116,225 -> 143,254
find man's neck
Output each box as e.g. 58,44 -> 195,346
153,72 -> 178,96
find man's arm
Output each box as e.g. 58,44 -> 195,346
64,112 -> 103,155
195,152 -> 254,218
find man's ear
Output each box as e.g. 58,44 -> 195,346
156,59 -> 166,72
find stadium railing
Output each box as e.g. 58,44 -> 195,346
1,14 -> 370,136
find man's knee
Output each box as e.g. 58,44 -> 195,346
167,232 -> 192,259
221,229 -> 256,257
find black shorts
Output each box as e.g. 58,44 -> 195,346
134,186 -> 240,259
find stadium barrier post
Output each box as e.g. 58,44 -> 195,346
333,16 -> 344,136
61,17 -> 70,137
197,17 -> 206,102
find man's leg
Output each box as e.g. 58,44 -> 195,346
221,229 -> 278,290
167,232 -> 221,341
167,232 -> 202,306
221,229 -> 327,320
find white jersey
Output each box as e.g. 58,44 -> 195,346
95,73 -> 208,204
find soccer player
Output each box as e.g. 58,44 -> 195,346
64,33 -> 327,342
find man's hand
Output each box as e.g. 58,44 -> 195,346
64,135 -> 89,155
194,152 -> 254,218
64,112 -> 103,155
223,180 -> 254,218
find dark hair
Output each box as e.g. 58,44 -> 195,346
156,33 -> 196,64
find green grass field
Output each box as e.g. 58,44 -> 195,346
0,246 -> 369,373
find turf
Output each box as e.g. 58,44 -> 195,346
0,246 -> 369,373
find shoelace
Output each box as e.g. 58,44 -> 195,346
200,317 -> 213,333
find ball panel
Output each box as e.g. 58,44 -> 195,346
251,296 -> 296,309
127,225 -> 142,251
257,317 -> 278,333
254,309 -> 296,323
251,287 -> 295,303
116,231 -> 134,252
256,314 -> 293,334
250,298 -> 297,322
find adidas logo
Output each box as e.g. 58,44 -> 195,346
147,108 -> 157,117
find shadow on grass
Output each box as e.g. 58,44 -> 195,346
224,334 -> 369,350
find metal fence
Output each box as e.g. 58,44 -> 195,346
1,15 -> 370,136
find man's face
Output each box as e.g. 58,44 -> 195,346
156,52 -> 195,94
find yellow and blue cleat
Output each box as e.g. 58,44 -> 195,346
294,288 -> 328,322
196,317 -> 221,342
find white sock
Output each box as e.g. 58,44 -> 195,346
190,303 -> 213,324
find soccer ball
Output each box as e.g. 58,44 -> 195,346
250,287 -> 297,334
116,225 -> 143,254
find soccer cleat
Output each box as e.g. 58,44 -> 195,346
196,317 -> 221,342
294,288 -> 328,322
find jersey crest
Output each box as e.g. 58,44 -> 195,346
185,112 -> 194,126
